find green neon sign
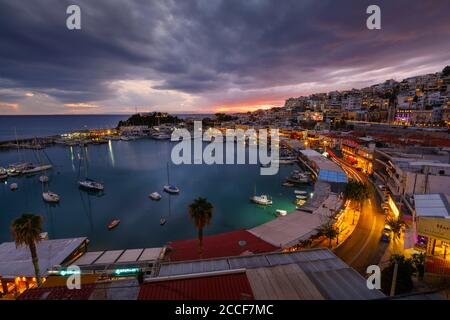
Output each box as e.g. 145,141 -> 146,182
114,268 -> 140,275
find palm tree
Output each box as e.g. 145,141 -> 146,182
386,217 -> 405,239
188,197 -> 213,257
317,223 -> 338,248
11,214 -> 43,286
344,181 -> 370,211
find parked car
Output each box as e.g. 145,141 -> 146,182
381,231 -> 391,243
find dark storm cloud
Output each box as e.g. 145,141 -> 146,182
0,0 -> 449,108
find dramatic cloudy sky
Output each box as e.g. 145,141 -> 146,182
0,0 -> 449,114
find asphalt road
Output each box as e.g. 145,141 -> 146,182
330,154 -> 389,274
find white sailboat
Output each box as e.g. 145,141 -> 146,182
163,162 -> 180,194
250,186 -> 272,205
43,191 -> 60,203
22,163 -> 53,174
250,194 -> 273,206
78,146 -> 104,191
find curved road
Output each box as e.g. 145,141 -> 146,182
330,154 -> 388,274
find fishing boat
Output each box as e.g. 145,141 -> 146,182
107,219 -> 120,230
42,191 -> 60,203
276,209 -> 287,217
160,218 -> 167,226
149,192 -> 162,200
294,190 -> 307,195
10,183 -> 18,191
79,179 -> 104,191
39,175 -> 49,183
22,164 -> 53,175
250,194 -> 273,206
164,185 -> 180,194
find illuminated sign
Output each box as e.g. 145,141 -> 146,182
58,269 -> 81,276
417,217 -> 450,241
114,268 -> 140,275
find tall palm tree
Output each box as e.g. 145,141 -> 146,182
11,214 -> 43,286
344,180 -> 370,211
188,197 -> 213,257
386,217 -> 405,239
317,223 -> 338,248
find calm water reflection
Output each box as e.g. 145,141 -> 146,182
0,139 -> 310,250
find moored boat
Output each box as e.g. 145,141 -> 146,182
108,219 -> 120,230
0,168 -> 7,180
250,194 -> 273,206
23,164 -> 53,175
294,190 -> 307,195
39,175 -> 49,183
43,191 -> 60,203
276,209 -> 287,217
79,179 -> 104,191
160,218 -> 167,226
10,183 -> 18,191
149,192 -> 162,200
164,185 -> 180,194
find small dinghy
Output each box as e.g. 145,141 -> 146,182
10,183 -> 18,191
276,209 -> 287,217
296,195 -> 307,200
282,182 -> 294,187
160,218 -> 167,226
294,190 -> 307,195
39,175 -> 49,183
108,219 -> 120,230
149,192 -> 162,200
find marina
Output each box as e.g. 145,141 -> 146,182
0,138 -> 306,250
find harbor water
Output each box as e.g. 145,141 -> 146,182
0,138 -> 312,250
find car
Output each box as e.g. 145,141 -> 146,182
381,231 -> 391,243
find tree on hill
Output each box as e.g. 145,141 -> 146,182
442,65 -> 450,77
117,112 -> 181,128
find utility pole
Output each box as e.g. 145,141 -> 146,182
390,261 -> 399,297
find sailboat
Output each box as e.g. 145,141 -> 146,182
250,185 -> 272,206
163,162 -> 180,194
78,146 -> 104,191
43,191 -> 60,203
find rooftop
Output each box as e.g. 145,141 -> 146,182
166,230 -> 278,262
299,149 -> 348,183
0,237 -> 87,279
414,194 -> 450,218
20,249 -> 385,300
248,193 -> 342,247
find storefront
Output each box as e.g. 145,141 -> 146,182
413,194 -> 450,262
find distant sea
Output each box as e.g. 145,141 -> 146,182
0,114 -> 212,142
